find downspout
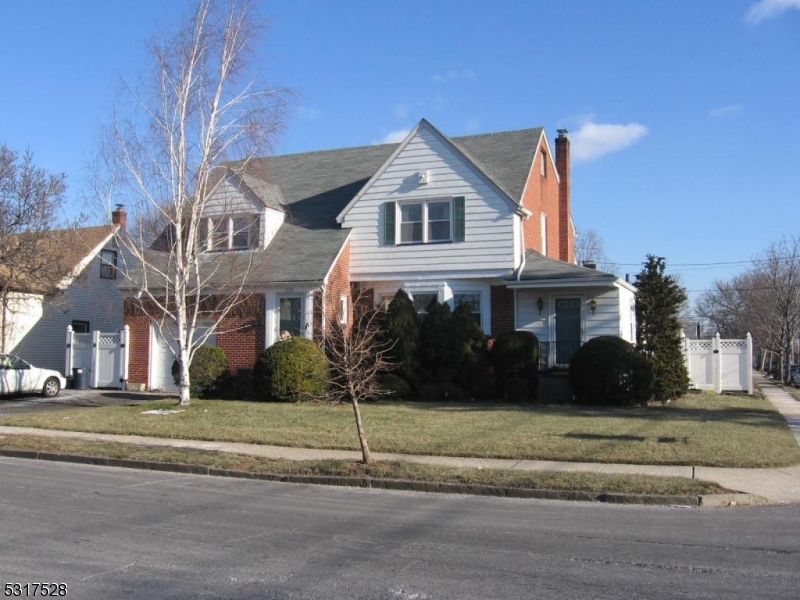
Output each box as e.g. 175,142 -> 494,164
517,214 -> 526,281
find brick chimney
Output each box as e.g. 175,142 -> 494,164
111,204 -> 127,229
555,129 -> 573,263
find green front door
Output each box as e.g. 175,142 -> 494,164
555,298 -> 582,366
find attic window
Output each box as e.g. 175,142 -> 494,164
400,200 -> 451,244
203,215 -> 259,251
541,150 -> 547,177
100,249 -> 117,279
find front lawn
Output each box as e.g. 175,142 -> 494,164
2,391 -> 798,467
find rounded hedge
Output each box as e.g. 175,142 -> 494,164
569,336 -> 654,406
253,337 -> 329,402
171,345 -> 229,399
491,331 -> 539,380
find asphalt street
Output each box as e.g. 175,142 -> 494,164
1,459 -> 798,599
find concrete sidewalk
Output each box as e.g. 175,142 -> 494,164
1,373 -> 799,504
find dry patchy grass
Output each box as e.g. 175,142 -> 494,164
1,391 -> 797,467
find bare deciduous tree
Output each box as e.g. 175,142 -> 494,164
97,0 -> 290,405
695,236 -> 800,381
325,291 -> 396,464
574,227 -> 617,273
0,145 -> 70,352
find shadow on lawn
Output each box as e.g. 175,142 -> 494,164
398,401 -> 789,430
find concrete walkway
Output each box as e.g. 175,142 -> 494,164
1,373 -> 799,504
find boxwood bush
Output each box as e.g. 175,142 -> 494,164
569,336 -> 654,406
171,345 -> 229,399
253,337 -> 329,402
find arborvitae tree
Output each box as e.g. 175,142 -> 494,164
635,255 -> 689,401
418,299 -> 460,382
384,289 -> 420,380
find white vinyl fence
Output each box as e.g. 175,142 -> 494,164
682,332 -> 753,395
65,325 -> 130,389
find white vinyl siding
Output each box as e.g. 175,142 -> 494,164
8,242 -> 124,373
516,287 -> 621,344
341,126 -> 516,278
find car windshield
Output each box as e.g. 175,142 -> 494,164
0,355 -> 30,369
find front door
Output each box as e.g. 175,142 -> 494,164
555,298 -> 582,366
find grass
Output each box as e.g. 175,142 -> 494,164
1,390 -> 798,468
0,434 -> 730,497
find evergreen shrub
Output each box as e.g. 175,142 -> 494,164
569,336 -> 654,406
171,345 -> 229,399
490,331 -> 539,401
253,337 -> 329,402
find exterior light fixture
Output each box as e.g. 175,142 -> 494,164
537,297 -> 544,315
588,298 -> 597,315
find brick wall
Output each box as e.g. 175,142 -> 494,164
123,294 -> 265,393
520,134 -> 574,263
491,286 -> 515,335
555,132 -> 574,263
323,240 -> 352,330
123,298 -> 150,386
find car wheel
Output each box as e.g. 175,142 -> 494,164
42,377 -> 60,398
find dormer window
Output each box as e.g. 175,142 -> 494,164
201,215 -> 259,251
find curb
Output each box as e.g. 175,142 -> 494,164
0,447 -> 759,507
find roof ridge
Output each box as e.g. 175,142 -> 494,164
452,126 -> 544,141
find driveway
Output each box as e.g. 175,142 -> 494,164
0,388 -> 172,416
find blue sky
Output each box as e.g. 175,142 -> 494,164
1,0 -> 799,309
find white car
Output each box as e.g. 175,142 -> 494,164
0,354 -> 67,397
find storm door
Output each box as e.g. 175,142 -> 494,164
555,298 -> 582,367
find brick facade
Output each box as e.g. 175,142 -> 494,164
124,295 -> 265,392
123,299 -> 151,387
323,240 -> 352,329
491,286 -> 515,335
519,133 -> 574,264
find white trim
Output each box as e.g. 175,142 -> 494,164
506,277 -> 618,289
396,197 -> 454,245
351,269 -> 511,282
339,294 -> 348,324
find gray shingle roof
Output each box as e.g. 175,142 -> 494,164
512,250 -> 617,283
137,125 -> 546,288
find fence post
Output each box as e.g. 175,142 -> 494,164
714,332 -> 722,394
120,325 -> 130,390
680,331 -> 692,387
746,332 -> 754,395
91,330 -> 101,388
65,325 -> 73,379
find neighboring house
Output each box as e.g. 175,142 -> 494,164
1,211 -> 126,373
122,118 -> 635,391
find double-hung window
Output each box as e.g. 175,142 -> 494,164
399,200 -> 451,244
100,249 -> 117,279
203,214 -> 259,251
453,292 -> 482,327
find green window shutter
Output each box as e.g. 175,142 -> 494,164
384,201 -> 396,245
453,196 -> 466,242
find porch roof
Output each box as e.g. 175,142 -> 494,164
506,250 -> 624,289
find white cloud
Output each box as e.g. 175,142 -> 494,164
296,106 -> 322,120
393,103 -> 410,119
374,129 -> 411,145
432,69 -> 475,84
709,104 -> 744,117
569,119 -> 649,162
745,0 -> 800,24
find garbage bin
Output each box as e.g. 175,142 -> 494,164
72,367 -> 88,390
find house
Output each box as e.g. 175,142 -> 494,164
122,119 -> 635,392
0,210 -> 126,373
